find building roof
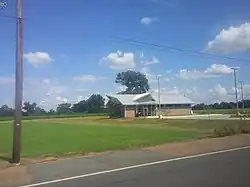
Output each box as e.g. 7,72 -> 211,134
106,92 -> 195,105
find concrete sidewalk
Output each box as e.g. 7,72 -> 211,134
1,134 -> 250,187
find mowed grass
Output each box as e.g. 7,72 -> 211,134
1,118 -> 249,158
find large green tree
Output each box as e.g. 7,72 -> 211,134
56,103 -> 72,114
23,102 -> 37,115
72,100 -> 88,113
115,70 -> 149,94
0,104 -> 14,116
86,94 -> 105,113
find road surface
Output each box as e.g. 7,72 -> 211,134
23,147 -> 250,187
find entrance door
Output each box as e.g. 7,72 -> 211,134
144,107 -> 148,116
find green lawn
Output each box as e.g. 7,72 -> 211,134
0,118 -> 249,158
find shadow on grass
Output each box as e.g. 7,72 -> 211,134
0,155 -> 11,163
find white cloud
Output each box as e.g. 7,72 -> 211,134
73,75 -> 107,82
21,78 -> 69,109
208,84 -> 236,103
151,0 -> 179,8
140,52 -> 144,58
101,51 -> 136,70
150,83 -> 248,104
24,52 -> 52,67
0,76 -> 15,84
152,87 -> 180,94
140,67 -> 170,83
140,17 -> 159,25
166,69 -> 173,73
42,79 -> 51,85
140,67 -> 157,83
164,77 -> 170,81
142,56 -> 160,65
77,96 -> 84,102
209,84 -> 228,97
75,88 -> 89,92
56,96 -> 68,103
243,84 -> 250,98
178,64 -> 234,80
207,22 -> 250,53
204,64 -> 234,74
0,1 -> 7,8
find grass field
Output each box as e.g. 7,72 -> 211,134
193,108 -> 250,114
0,118 -> 249,159
0,113 -> 108,121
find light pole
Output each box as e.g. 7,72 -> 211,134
238,81 -> 244,110
12,0 -> 23,165
157,75 -> 161,119
231,67 -> 239,113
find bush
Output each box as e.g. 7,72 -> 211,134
213,122 -> 250,137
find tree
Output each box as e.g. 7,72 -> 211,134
23,101 -> 37,115
48,109 -> 56,115
0,104 -> 14,116
86,94 -> 105,113
33,106 -> 47,116
56,103 -> 72,114
72,100 -> 88,113
115,70 -> 149,94
106,99 -> 123,118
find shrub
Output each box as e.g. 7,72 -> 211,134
213,121 -> 250,137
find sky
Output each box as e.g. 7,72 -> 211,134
0,0 -> 250,109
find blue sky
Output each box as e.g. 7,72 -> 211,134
1,0 -> 250,109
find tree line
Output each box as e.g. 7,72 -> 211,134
0,94 -> 106,117
192,100 -> 250,110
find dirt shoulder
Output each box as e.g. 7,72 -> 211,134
146,134 -> 250,156
0,165 -> 31,187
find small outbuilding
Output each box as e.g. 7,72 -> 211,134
106,92 -> 195,118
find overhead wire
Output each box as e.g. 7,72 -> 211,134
110,36 -> 250,65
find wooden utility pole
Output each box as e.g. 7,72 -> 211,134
12,0 -> 23,165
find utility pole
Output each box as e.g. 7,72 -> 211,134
238,81 -> 244,110
12,0 -> 23,165
231,67 -> 239,113
157,75 -> 161,119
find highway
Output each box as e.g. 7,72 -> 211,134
23,147 -> 250,187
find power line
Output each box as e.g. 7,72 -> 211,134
0,15 -> 16,19
111,36 -> 250,64
0,15 -> 27,22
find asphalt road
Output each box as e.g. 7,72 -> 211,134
28,148 -> 250,187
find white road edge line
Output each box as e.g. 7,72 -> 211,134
21,146 -> 250,187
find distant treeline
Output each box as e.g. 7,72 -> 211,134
192,100 -> 250,110
0,94 -> 108,117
